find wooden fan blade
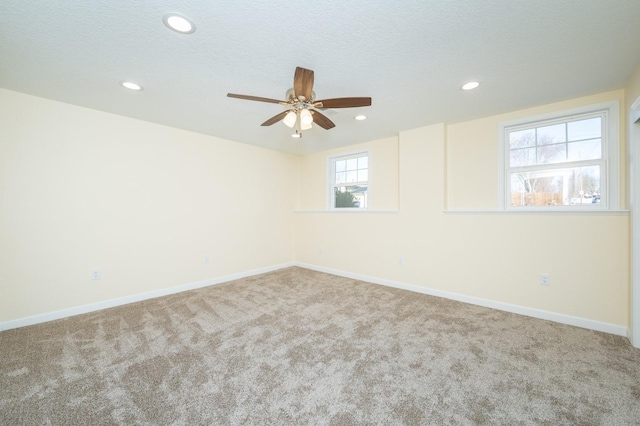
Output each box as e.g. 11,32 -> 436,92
314,97 -> 372,108
261,111 -> 290,126
293,67 -> 314,101
227,93 -> 284,104
311,110 -> 336,130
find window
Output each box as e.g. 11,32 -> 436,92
499,101 -> 619,210
329,152 -> 368,209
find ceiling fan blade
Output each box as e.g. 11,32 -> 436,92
311,110 -> 336,130
314,97 -> 372,108
261,110 -> 290,126
227,93 -> 284,104
294,67 -> 314,101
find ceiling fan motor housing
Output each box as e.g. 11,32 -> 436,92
286,88 -> 315,104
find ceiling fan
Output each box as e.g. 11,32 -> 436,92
227,67 -> 371,137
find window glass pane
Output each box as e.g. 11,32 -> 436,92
509,165 -> 600,207
331,153 -> 368,210
509,129 -> 535,149
358,156 -> 368,169
537,123 -> 566,145
536,144 -> 566,164
510,148 -> 536,167
568,139 -> 601,161
334,185 -> 367,208
568,117 -> 601,141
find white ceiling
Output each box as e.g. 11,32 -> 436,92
1,1 -> 639,155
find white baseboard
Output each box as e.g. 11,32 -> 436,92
1,261 -> 628,338
0,262 -> 295,332
295,262 -> 629,337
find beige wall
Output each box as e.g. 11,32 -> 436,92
296,103 -> 630,327
0,89 -> 297,323
0,87 -> 632,330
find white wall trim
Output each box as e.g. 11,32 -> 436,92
0,262 -> 295,332
633,97 -> 640,109
294,209 -> 399,214
630,96 -> 640,348
443,209 -> 628,216
2,260 -> 628,339
295,262 -> 628,337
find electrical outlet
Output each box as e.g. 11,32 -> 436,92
91,269 -> 101,280
398,256 -> 404,265
204,256 -> 209,264
540,273 -> 550,285
319,245 -> 324,254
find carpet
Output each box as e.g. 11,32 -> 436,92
1,267 -> 639,424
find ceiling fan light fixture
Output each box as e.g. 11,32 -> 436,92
283,110 -> 297,128
163,13 -> 196,34
301,120 -> 312,131
300,108 -> 313,126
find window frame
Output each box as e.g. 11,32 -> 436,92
327,150 -> 370,210
498,101 -> 620,211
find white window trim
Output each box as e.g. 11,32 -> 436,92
327,150 -> 370,210
498,101 -> 620,211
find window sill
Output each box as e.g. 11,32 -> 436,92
443,209 -> 629,216
295,209 -> 400,214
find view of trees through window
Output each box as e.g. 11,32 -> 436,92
332,154 -> 368,209
507,116 -> 603,207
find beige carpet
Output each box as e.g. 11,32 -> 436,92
1,267 -> 639,425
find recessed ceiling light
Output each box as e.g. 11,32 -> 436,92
355,115 -> 367,121
163,13 -> 195,34
462,81 -> 480,91
121,81 -> 143,91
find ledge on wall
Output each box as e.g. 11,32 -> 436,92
443,209 -> 629,216
294,210 -> 399,214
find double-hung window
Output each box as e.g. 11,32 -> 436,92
329,152 -> 368,209
499,101 -> 619,210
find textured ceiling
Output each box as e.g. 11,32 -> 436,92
1,1 -> 639,154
